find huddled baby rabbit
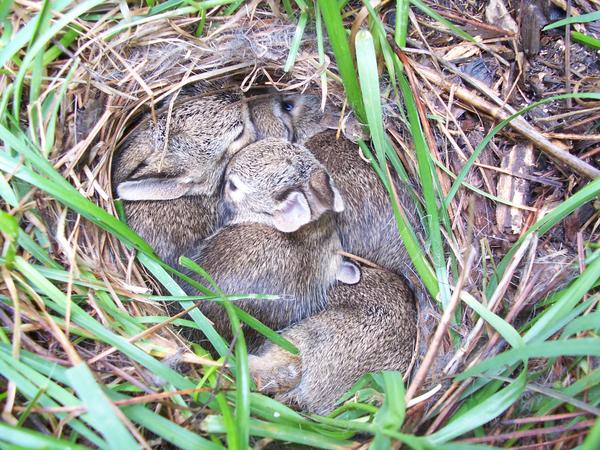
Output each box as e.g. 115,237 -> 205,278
187,138 -> 360,347
249,267 -> 417,414
113,88 -> 419,415
112,91 -> 256,265
248,93 -> 339,144
247,95 -> 419,275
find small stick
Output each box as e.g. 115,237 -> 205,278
457,419 -> 594,444
565,0 -> 572,109
338,250 -> 381,269
388,40 -> 600,179
543,132 -> 600,141
502,411 -> 588,425
12,386 -> 215,414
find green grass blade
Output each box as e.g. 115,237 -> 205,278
457,338 -> 600,380
355,30 -> 388,167
11,0 -> 106,114
410,0 -> 474,42
398,72 -> 449,304
9,346 -> 222,450
0,133 -> 155,255
543,10 -> 600,30
486,152 -> 600,299
317,0 -> 365,121
233,306 -> 299,354
0,350 -> 106,447
524,249 -> 600,344
581,413 -> 600,450
460,292 -> 524,349
66,363 -> 139,450
571,31 -> 600,50
0,422 -> 90,450
125,403 -> 225,450
14,257 -> 195,390
0,0 -> 72,67
354,29 -> 438,297
315,1 -> 328,94
561,310 -> 600,338
429,370 -> 526,443
202,415 -> 353,449
284,10 -> 308,72
371,371 -> 406,449
215,393 -> 239,449
181,257 -> 250,448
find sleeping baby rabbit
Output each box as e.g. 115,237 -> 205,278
112,91 -> 256,265
187,138 -> 360,347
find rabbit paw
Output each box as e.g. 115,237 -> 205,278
248,351 -> 302,394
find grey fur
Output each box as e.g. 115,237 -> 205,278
219,138 -> 344,231
248,94 -> 420,274
249,267 -> 417,414
188,138 -> 358,347
248,94 -> 339,144
306,130 -> 419,275
112,91 -> 256,264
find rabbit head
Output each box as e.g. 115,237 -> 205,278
219,138 -> 345,233
248,93 -> 342,144
115,91 -> 256,202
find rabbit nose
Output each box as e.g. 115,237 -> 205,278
217,199 -> 235,227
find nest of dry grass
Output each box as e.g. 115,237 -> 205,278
3,0 -> 600,447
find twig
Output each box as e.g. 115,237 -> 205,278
12,387 -> 214,414
565,0 -> 572,109
457,419 -> 594,444
544,132 -> 600,140
389,46 -> 600,179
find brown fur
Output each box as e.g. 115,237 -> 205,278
248,94 -> 339,144
247,94 -> 420,275
112,91 -> 256,264
188,216 -> 343,347
218,138 -> 344,230
249,267 -> 417,414
306,130 -> 419,275
187,139 -> 359,348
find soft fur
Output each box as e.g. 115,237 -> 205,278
189,217 -> 344,347
112,91 -> 256,265
306,130 -> 419,275
188,139 -> 358,348
248,94 -> 339,144
248,95 -> 420,275
249,267 -> 417,414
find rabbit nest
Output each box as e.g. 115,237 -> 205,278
28,4 -> 582,418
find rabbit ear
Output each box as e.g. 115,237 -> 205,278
305,169 -> 344,218
320,110 -> 341,129
273,191 -> 311,233
336,260 -> 361,285
117,178 -> 194,201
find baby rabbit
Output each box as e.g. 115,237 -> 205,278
249,267 -> 417,414
247,91 -> 419,274
188,138 -> 360,347
112,91 -> 256,265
